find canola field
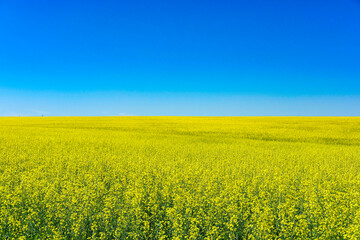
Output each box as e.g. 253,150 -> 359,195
1,117 -> 360,239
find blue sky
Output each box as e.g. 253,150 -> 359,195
0,0 -> 359,116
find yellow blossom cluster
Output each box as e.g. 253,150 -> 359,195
0,117 -> 359,239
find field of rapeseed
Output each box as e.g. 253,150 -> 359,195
0,117 -> 360,239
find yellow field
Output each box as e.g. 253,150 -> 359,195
0,117 -> 360,239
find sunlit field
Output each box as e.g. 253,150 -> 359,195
1,117 -> 360,239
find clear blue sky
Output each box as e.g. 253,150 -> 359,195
1,0 -> 359,116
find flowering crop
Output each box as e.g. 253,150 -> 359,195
0,117 -> 360,239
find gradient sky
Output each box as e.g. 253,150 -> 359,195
1,0 -> 359,116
